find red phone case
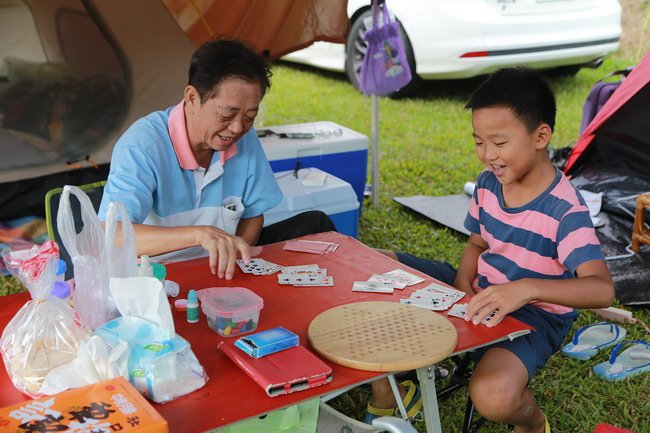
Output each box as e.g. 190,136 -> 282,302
219,342 -> 333,397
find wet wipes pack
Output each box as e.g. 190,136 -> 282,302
234,326 -> 299,358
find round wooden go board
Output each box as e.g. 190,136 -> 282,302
308,301 -> 458,372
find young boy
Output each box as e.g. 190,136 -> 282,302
368,67 -> 614,433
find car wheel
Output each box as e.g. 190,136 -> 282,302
344,9 -> 419,98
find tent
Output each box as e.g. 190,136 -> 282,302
0,0 -> 348,220
564,51 -> 650,305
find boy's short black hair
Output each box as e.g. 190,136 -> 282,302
188,37 -> 272,103
465,67 -> 556,132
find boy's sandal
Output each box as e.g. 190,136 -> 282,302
544,414 -> 557,433
364,380 -> 423,424
593,340 -> 650,382
561,321 -> 626,360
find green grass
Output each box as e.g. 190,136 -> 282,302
261,56 -> 650,432
1,50 -> 648,432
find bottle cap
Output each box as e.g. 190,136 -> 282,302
56,259 -> 67,276
51,280 -> 71,299
174,299 -> 188,312
188,289 -> 198,304
151,262 -> 167,280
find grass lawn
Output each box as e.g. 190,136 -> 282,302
2,28 -> 649,433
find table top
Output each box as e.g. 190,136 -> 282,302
0,232 -> 532,432
309,301 -> 457,372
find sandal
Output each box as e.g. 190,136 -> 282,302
364,380 -> 423,424
593,340 -> 650,381
562,322 -> 626,360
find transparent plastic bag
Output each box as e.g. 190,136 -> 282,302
57,185 -> 138,330
0,241 -> 91,396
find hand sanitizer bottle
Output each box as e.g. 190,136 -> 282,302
187,289 -> 199,323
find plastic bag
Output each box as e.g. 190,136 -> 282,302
57,186 -> 138,330
358,0 -> 412,95
0,241 -> 91,396
215,398 -> 319,433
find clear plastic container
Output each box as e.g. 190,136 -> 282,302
196,287 -> 263,337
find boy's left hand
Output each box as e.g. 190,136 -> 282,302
465,280 -> 532,326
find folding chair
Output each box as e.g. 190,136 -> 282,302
44,180 -> 107,279
437,354 -> 486,433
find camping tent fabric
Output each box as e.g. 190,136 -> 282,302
564,52 -> 650,177
161,0 -> 348,59
0,0 -> 349,219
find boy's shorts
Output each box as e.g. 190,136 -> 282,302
395,252 -> 578,383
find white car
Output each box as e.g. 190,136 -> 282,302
282,0 -> 622,93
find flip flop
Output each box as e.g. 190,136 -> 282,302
364,380 -> 423,424
562,322 -> 626,360
593,340 -> 650,382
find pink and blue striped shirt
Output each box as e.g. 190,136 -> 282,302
464,169 -> 604,314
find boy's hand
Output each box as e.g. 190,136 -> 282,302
465,280 -> 532,326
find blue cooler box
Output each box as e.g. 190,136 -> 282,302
264,168 -> 360,238
259,121 -> 369,205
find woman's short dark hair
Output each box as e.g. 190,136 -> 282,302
465,67 -> 557,132
188,37 -> 272,103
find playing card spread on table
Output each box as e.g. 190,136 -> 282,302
447,303 -> 503,326
283,240 -> 340,255
294,276 -> 335,287
237,258 -> 283,275
383,269 -> 425,286
367,274 -> 408,289
282,264 -> 320,274
352,281 -> 394,294
403,283 -> 466,311
277,265 -> 330,286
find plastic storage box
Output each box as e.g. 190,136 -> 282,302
259,121 -> 368,204
264,168 -> 360,238
196,287 -> 263,337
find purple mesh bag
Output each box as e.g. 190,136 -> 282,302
359,0 -> 412,95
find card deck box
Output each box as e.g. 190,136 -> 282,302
234,326 -> 299,358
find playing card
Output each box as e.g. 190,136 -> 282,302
352,281 -> 394,294
383,269 -> 425,286
447,303 -> 468,318
282,264 -> 320,274
479,308 -> 503,326
278,272 -> 325,285
407,294 -> 449,311
367,274 -> 407,289
294,276 -> 335,287
237,258 -> 283,275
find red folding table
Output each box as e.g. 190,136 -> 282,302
0,232 -> 532,432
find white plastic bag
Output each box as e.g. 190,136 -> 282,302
0,241 -> 91,396
57,185 -> 138,330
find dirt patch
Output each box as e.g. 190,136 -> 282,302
619,0 -> 650,60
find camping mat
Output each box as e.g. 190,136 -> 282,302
393,194 -> 471,236
0,216 -> 48,276
393,194 -> 650,305
596,212 -> 650,306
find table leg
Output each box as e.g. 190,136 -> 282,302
417,365 -> 442,433
388,374 -> 408,420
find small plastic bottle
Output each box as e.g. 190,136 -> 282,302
138,255 -> 154,277
186,289 -> 199,323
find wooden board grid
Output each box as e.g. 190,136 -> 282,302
308,301 -> 457,372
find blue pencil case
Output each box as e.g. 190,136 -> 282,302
234,326 -> 300,358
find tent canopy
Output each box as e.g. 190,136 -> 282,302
0,0 -> 349,219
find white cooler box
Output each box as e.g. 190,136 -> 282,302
264,168 -> 360,238
259,121 -> 368,206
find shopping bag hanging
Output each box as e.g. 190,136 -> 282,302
358,0 -> 412,95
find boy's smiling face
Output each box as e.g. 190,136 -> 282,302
471,106 -> 551,190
